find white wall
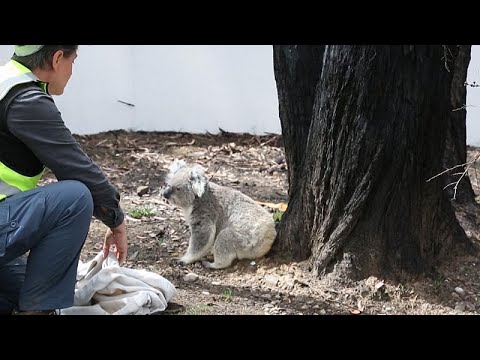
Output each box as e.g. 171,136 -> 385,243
132,45 -> 279,134
0,45 -> 281,135
55,45 -> 136,134
1,45 -> 480,144
466,46 -> 480,146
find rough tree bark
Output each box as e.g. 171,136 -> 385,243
441,45 -> 480,242
272,45 -> 325,259
442,45 -> 476,203
273,45 -> 325,195
273,45 -> 476,280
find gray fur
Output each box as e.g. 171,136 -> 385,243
163,160 -> 277,269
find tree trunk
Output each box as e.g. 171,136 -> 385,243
442,45 -> 480,242
274,45 -> 476,280
273,45 -> 325,194
272,45 -> 325,259
443,45 -> 476,203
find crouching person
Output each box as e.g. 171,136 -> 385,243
0,45 -> 128,315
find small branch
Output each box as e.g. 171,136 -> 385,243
260,135 -> 280,147
206,162 -> 224,185
452,104 -> 478,112
426,161 -> 471,182
451,166 -> 470,200
427,153 -> 480,200
443,182 -> 456,190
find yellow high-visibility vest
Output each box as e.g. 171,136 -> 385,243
0,60 -> 46,200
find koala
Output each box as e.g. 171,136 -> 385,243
162,159 -> 277,269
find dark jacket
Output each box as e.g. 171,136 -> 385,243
0,82 -> 124,228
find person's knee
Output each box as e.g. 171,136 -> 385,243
60,180 -> 94,216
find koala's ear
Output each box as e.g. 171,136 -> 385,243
190,165 -> 207,198
166,159 -> 187,182
169,159 -> 187,174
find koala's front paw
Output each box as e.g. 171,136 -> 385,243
177,255 -> 194,266
176,258 -> 187,266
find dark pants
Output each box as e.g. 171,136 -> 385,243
0,180 -> 93,313
0,255 -> 26,314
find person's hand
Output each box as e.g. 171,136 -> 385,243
103,220 -> 128,265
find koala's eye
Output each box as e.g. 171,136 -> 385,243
175,186 -> 181,191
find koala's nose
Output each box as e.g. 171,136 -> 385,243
163,186 -> 172,199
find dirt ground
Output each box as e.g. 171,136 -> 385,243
42,130 -> 480,315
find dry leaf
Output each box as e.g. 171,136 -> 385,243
256,201 -> 288,212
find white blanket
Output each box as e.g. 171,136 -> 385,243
61,251 -> 177,315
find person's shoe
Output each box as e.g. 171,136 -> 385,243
12,309 -> 60,315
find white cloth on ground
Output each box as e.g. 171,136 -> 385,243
61,251 -> 177,315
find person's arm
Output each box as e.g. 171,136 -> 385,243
6,88 -> 124,228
